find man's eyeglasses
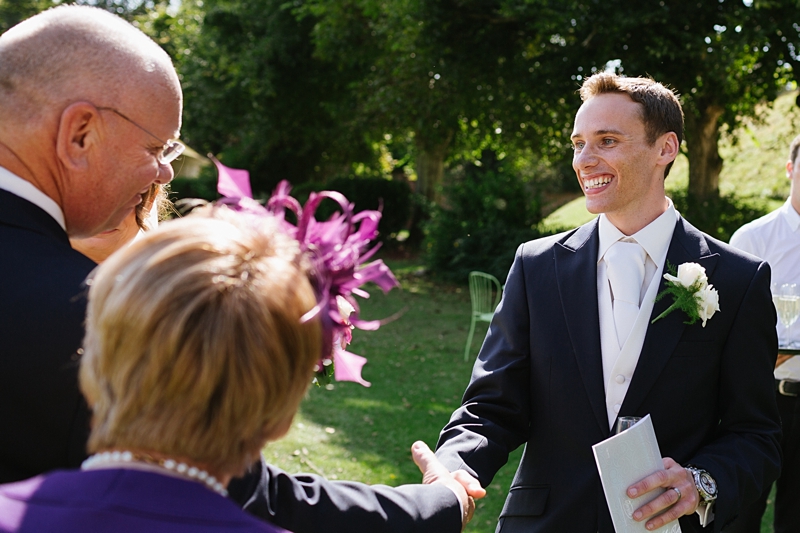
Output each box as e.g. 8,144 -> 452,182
96,106 -> 185,165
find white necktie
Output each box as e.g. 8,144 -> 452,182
605,240 -> 646,349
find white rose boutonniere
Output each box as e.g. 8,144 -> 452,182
651,261 -> 720,327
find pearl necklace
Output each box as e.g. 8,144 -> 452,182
81,450 -> 228,497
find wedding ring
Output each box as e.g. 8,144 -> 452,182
672,487 -> 682,501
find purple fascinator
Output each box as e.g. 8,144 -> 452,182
212,159 -> 399,387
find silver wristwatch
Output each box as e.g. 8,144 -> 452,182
686,465 -> 718,503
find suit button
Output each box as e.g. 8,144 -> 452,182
615,375 -> 625,384
614,404 -> 621,413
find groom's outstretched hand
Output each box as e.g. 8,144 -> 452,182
411,440 -> 486,530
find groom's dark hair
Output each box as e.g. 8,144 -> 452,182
579,72 -> 684,178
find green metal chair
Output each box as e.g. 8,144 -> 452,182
464,271 -> 502,360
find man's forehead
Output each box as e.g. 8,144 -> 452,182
572,95 -> 644,136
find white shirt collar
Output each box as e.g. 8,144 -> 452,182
780,198 -> 800,233
597,198 -> 678,268
0,166 -> 66,231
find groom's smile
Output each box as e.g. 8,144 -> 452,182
571,92 -> 675,235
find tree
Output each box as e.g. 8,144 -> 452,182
298,0 -> 583,202
0,0 -> 54,32
577,0 -> 800,202
147,0 -> 379,194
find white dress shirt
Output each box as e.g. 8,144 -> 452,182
597,200 -> 715,526
730,199 -> 800,381
0,165 -> 66,231
597,199 -> 678,427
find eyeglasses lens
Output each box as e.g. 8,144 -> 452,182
160,141 -> 185,164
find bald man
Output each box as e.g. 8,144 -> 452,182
0,7 -> 473,533
0,4 -> 180,483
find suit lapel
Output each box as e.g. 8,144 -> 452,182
620,217 -> 719,417
554,219 -> 609,434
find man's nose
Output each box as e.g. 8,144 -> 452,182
573,145 -> 598,170
155,160 -> 175,184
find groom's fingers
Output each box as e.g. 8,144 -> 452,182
628,457 -> 699,528
453,470 -> 486,499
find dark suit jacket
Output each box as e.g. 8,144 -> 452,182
0,189 -> 94,482
0,468 -> 286,532
435,216 -> 782,533
230,457 -> 461,533
0,188 -> 461,533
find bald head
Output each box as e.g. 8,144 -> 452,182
0,5 -> 182,239
0,5 -> 179,124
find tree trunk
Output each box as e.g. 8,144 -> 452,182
415,134 -> 451,204
685,104 -> 724,201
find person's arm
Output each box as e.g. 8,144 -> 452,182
435,244 -> 533,484
228,454 -> 466,533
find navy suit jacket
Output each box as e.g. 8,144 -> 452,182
0,189 -> 94,482
435,216 -> 782,533
0,188 -> 461,533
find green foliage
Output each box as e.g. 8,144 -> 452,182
424,151 -> 550,282
568,0 -> 800,199
671,190 -> 772,243
169,164 -> 219,203
0,0 -> 53,32
296,0 -> 583,198
158,0 -> 375,194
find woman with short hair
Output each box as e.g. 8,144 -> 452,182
0,208 -> 320,532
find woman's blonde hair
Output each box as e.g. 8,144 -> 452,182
135,183 -> 170,231
79,207 -> 321,475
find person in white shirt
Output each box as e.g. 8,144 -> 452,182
727,133 -> 800,533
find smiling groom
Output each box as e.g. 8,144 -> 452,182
434,72 -> 781,532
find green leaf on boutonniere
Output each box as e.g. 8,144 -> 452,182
651,261 -> 720,327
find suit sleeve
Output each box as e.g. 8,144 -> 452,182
691,260 -> 781,532
228,457 -> 462,533
434,244 -> 533,486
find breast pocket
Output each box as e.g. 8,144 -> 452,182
499,485 -> 549,518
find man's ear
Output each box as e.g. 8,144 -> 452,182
658,131 -> 680,166
56,102 -> 101,171
786,160 -> 793,179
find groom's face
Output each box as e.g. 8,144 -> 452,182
571,92 -> 668,233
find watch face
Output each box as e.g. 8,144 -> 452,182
698,472 -> 717,497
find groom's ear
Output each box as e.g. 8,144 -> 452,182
657,132 -> 679,167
